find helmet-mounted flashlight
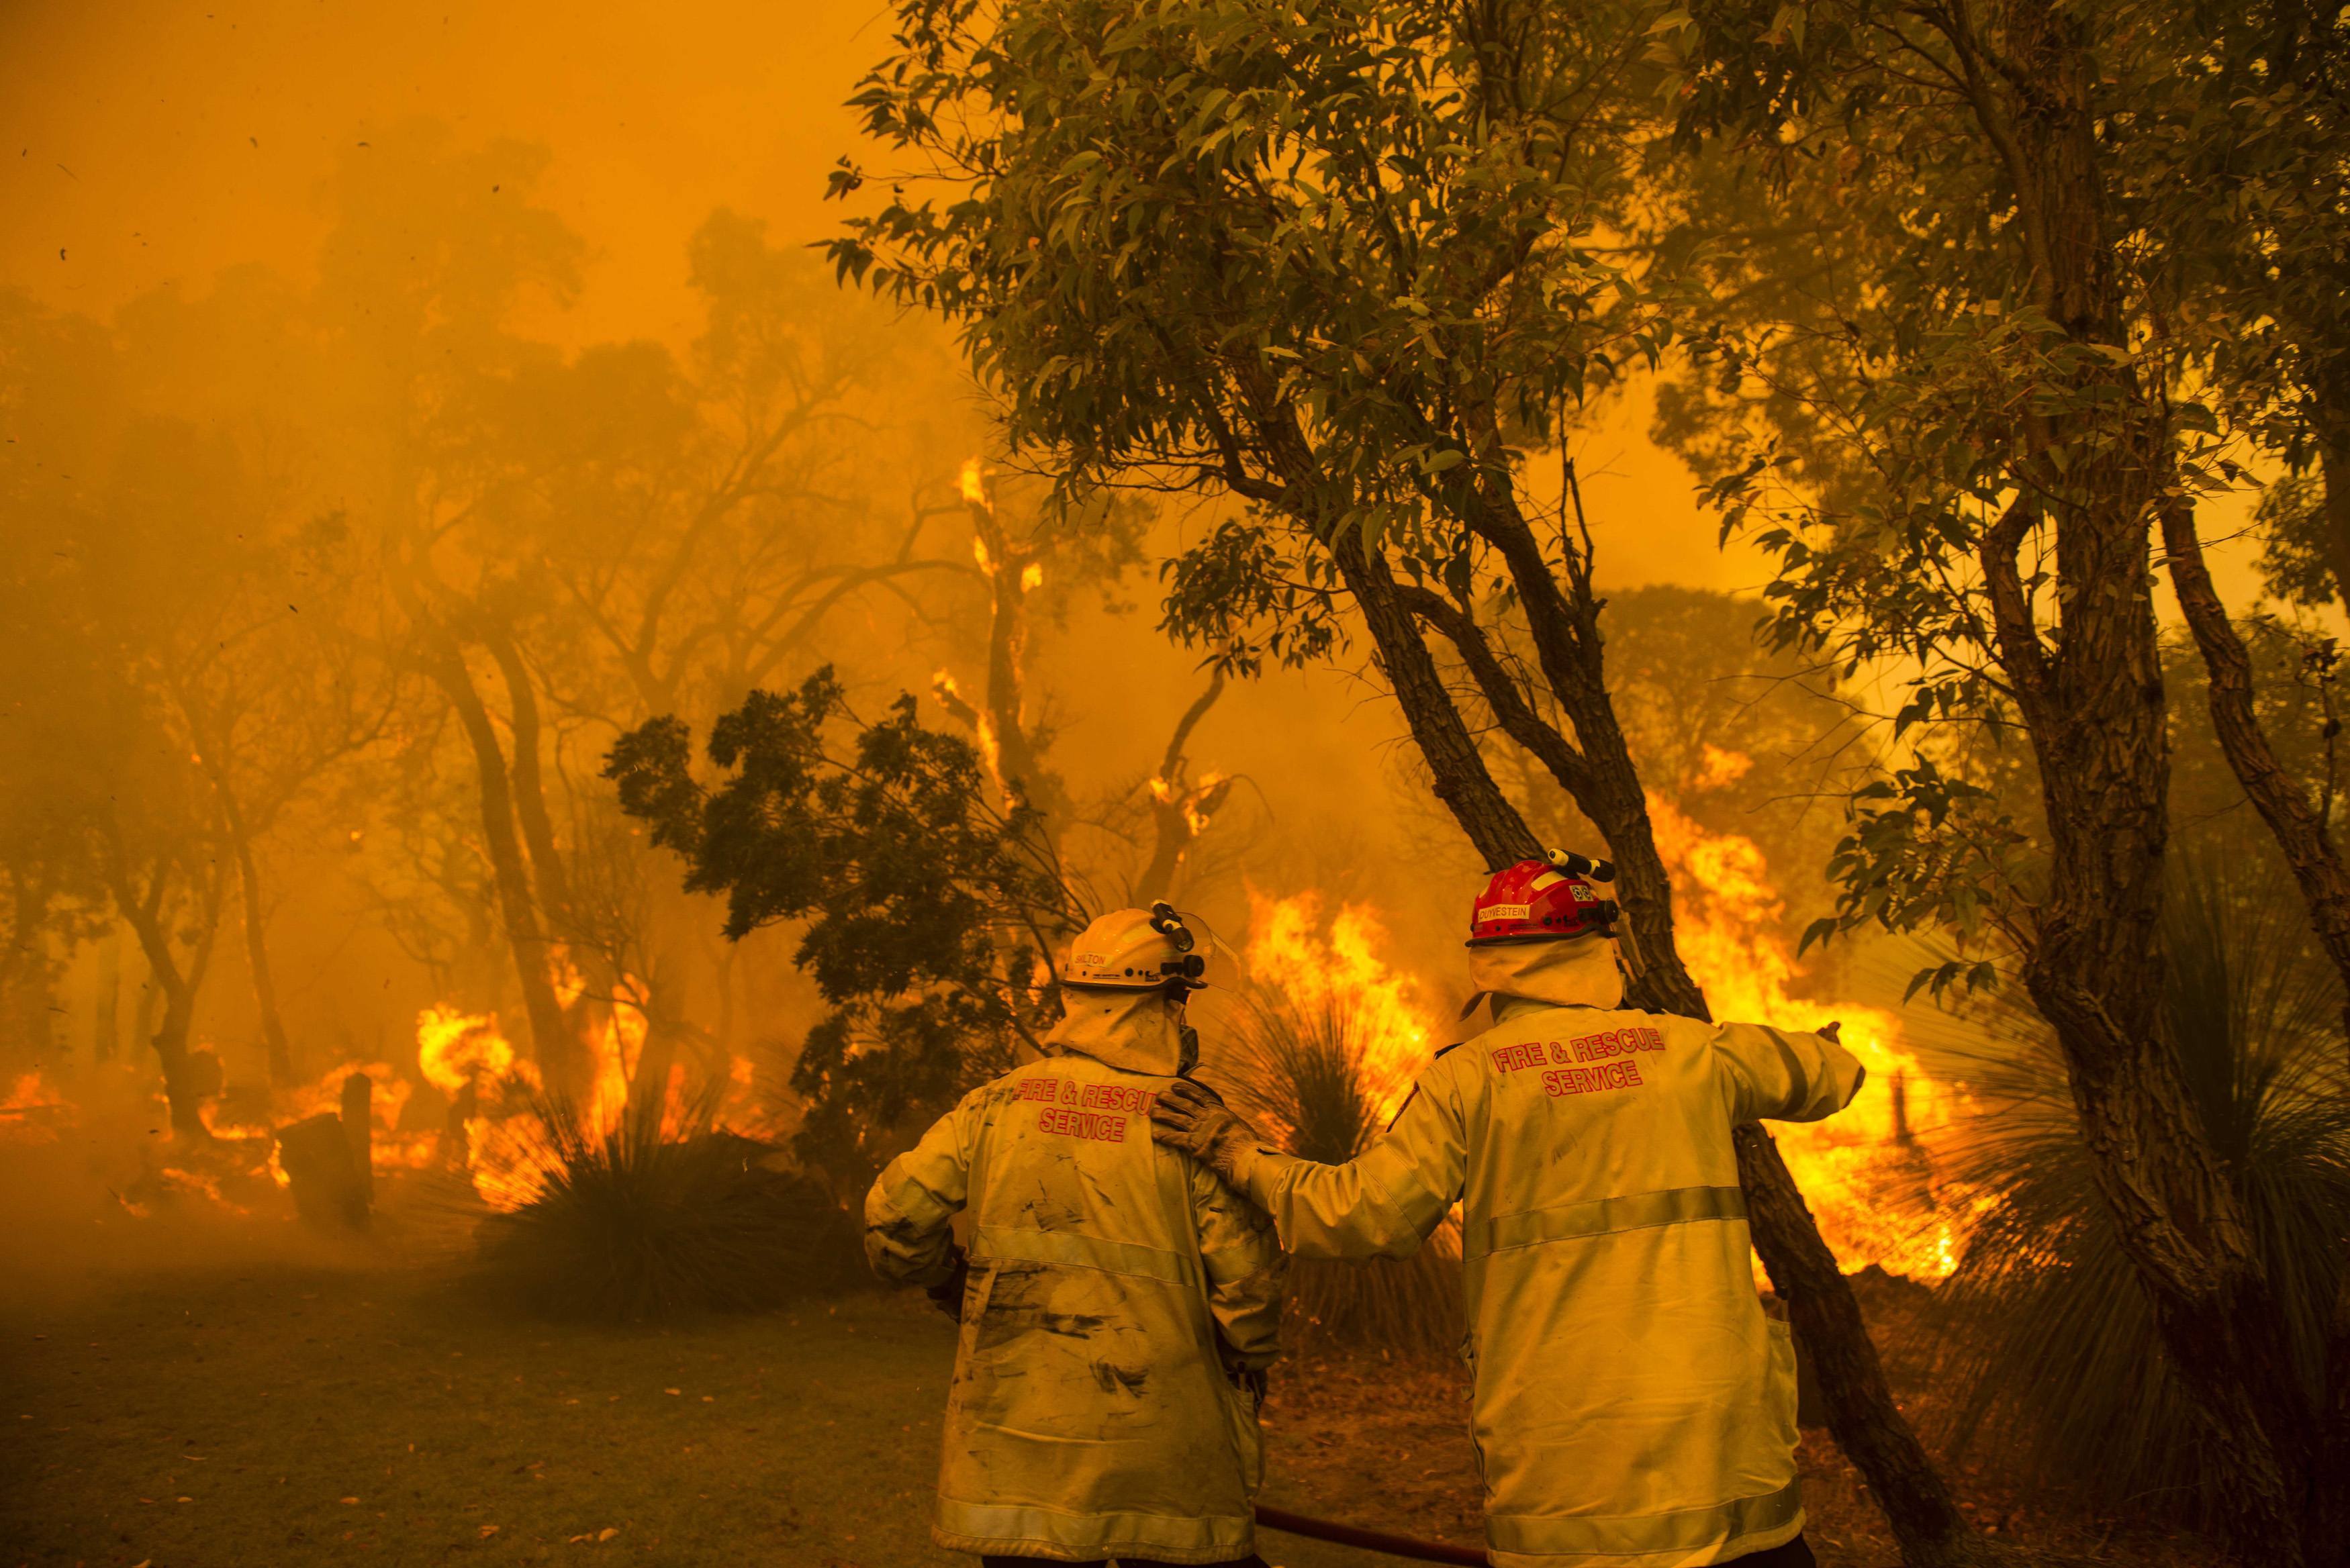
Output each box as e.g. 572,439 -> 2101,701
1546,848 -> 1617,883
1148,901 -> 1196,952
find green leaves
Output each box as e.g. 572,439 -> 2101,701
605,668 -> 1082,1179
1797,756 -> 2028,979
831,0 -> 1668,594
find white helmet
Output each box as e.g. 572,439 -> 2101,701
1064,903 -> 1210,992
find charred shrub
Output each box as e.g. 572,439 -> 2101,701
475,1097 -> 862,1323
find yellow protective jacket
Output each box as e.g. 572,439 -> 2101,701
865,990 -> 1286,1564
1225,938 -> 1864,1568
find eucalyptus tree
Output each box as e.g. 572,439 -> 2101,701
828,1 -> 1987,1559
1654,1 -> 2346,1556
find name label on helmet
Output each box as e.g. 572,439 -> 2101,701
1481,903 -> 1532,922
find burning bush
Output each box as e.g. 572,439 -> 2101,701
1930,842 -> 2350,1524
1214,977 -> 1463,1360
474,1091 -> 862,1323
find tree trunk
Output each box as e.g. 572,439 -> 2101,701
1734,1124 -> 1983,1559
2162,499 -> 2350,1040
133,959 -> 160,1064
93,927 -> 121,1065
1221,354 -> 1991,1565
1338,544 -> 1544,869
148,987 -> 206,1139
216,777 -> 296,1086
340,1071 -> 375,1214
1964,5 -> 2318,1556
1394,438 -> 1991,1561
481,624 -> 576,934
423,634 -> 581,1093
1346,532 -> 1990,1565
114,870 -> 220,1141
2316,438 -> 2350,622
963,487 -> 1070,830
1135,669 -> 1228,905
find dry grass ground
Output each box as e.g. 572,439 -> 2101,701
1,1230 -> 2227,1568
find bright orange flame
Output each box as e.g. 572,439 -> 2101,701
1693,744 -> 1754,791
0,1069 -> 70,1144
958,455 -> 990,509
416,1006 -> 515,1095
1646,793 -> 1961,1279
433,980 -> 765,1212
1244,889 -> 1432,1126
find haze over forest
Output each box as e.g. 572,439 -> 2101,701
0,0 -> 1943,1100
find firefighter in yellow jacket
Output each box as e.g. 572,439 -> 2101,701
1153,855 -> 1865,1568
865,905 -> 1285,1567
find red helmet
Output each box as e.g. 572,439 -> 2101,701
1468,850 -> 1619,945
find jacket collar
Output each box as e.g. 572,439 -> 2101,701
1044,987 -> 1186,1075
1460,934 -> 1624,1021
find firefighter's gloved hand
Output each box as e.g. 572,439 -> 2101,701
925,1244 -> 971,1323
1149,1078 -> 1259,1185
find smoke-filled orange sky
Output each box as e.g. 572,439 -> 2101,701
0,0 -> 1789,593
5,0 -> 2294,599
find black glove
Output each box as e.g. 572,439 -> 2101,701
925,1245 -> 971,1323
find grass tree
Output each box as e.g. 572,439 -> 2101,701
1928,840 -> 2350,1528
826,2 -> 1989,1561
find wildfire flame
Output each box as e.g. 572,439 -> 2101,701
958,455 -> 990,509
1148,770 -> 1228,836
0,1069 -> 70,1144
1239,785 -> 1962,1282
1244,889 -> 1432,1128
416,1006 -> 516,1095
1646,787 -> 1961,1279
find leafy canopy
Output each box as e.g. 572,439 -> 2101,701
606,668 -> 1085,1178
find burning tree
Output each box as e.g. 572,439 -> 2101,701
826,2 -> 1987,1561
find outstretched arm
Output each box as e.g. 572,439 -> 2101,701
1154,1068 -> 1465,1261
1707,1018 -> 1867,1124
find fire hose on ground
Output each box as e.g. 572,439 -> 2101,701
1254,1503 -> 1488,1565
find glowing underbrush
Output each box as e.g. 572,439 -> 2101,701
473,1092 -> 861,1323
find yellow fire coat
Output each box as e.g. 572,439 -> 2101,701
865,990 -> 1286,1564
1224,938 -> 1864,1568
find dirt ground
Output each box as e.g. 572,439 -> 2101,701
0,1220 -> 2225,1568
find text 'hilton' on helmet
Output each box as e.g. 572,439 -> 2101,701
1065,902 -> 1211,991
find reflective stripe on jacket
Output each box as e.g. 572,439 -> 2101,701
867,993 -> 1285,1565
1229,987 -> 1863,1568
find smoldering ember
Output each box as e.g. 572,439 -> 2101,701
3,5 -> 2346,1568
